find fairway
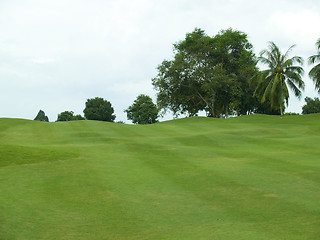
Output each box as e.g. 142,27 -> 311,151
0,115 -> 319,239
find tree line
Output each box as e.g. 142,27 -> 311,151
34,95 -> 158,124
34,28 -> 320,123
152,28 -> 320,118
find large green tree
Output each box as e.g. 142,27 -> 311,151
83,97 -> 116,122
308,38 -> 320,93
125,94 -> 158,124
152,28 -> 258,118
254,42 -> 305,115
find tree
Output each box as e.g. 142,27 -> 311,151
302,97 -> 320,114
254,42 -> 305,115
210,29 -> 259,116
125,94 -> 158,124
152,28 -> 259,118
56,111 -> 85,121
57,111 -> 74,121
73,114 -> 85,120
308,38 -> 320,93
34,110 -> 49,122
83,97 -> 115,122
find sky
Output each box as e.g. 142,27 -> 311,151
1,0 -> 320,122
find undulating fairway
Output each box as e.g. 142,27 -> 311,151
0,114 -> 319,239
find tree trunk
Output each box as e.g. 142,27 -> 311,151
197,91 -> 216,117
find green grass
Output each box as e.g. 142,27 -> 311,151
0,114 -> 319,239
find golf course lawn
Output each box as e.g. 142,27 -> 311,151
0,114 -> 319,239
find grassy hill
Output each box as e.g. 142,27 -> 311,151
0,115 -> 319,240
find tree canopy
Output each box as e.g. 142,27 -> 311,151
34,110 -> 49,122
152,28 -> 259,118
125,94 -> 158,124
302,97 -> 320,114
83,97 -> 116,122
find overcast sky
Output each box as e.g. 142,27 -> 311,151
1,0 -> 320,122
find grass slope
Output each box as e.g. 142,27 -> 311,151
0,115 -> 319,240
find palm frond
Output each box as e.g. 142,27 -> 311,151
316,38 -> 320,51
283,56 -> 303,68
308,54 -> 320,65
283,44 -> 296,60
309,63 -> 320,92
291,56 -> 304,66
285,65 -> 304,76
268,42 -> 280,55
259,42 -> 279,68
309,63 -> 320,77
270,42 -> 281,66
261,75 -> 273,103
283,58 -> 293,69
254,70 -> 270,97
286,77 -> 303,98
308,38 -> 320,65
258,56 -> 272,67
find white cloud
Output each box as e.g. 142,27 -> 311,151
267,9 -> 320,51
31,58 -> 57,64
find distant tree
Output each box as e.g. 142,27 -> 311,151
34,110 -> 49,122
83,97 -> 116,122
284,112 -> 300,115
254,42 -> 305,115
125,94 -> 158,124
73,114 -> 85,120
57,111 -> 74,121
302,97 -> 320,114
57,111 -> 85,121
308,38 -> 320,93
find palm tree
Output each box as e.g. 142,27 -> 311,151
308,38 -> 320,93
255,42 -> 305,115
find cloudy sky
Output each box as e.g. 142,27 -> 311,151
1,0 -> 320,122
